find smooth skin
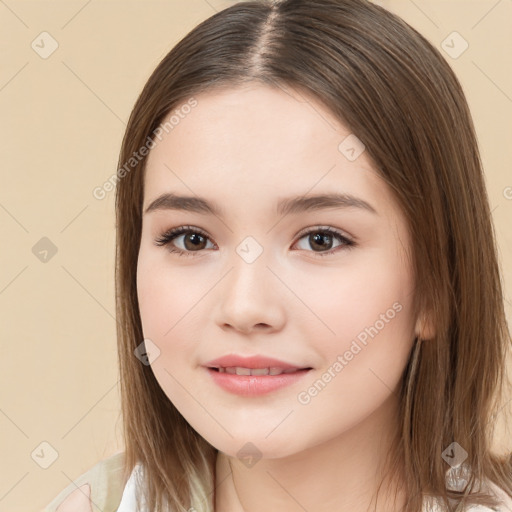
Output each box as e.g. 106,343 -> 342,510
54,484 -> 91,512
137,83 -> 435,512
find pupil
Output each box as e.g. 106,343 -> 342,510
311,233 -> 332,250
185,233 -> 205,250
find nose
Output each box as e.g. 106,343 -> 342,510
213,251 -> 286,335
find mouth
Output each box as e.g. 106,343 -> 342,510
205,365 -> 313,396
208,366 -> 313,376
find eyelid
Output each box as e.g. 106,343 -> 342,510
294,224 -> 354,242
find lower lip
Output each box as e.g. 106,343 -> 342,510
204,367 -> 312,396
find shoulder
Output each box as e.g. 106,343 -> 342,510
461,469 -> 512,512
484,479 -> 512,512
424,465 -> 512,512
53,484 -> 92,512
42,451 -> 128,512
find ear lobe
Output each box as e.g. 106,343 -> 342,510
415,309 -> 436,340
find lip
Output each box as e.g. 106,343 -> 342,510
204,354 -> 310,370
202,354 -> 313,397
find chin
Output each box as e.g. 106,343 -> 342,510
207,433 -> 305,462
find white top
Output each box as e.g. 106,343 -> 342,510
116,462 -> 512,512
116,462 -> 146,511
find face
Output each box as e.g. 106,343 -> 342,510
136,83 -> 421,460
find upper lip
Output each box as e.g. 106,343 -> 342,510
203,354 -> 311,370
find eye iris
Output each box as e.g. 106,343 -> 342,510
310,232 -> 333,251
184,233 -> 206,251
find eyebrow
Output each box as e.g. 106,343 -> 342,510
143,192 -> 378,217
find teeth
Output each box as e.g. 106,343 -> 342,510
250,368 -> 270,375
216,366 -> 301,376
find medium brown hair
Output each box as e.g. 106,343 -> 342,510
114,1 -> 512,510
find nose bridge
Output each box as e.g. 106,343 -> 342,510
228,234 -> 270,296
235,234 -> 266,266
215,235 -> 284,331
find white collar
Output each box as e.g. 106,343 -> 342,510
117,463 -> 145,511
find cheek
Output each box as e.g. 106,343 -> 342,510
136,252 -> 203,402
297,249 -> 415,373
290,260 -> 415,436
136,250 -> 203,340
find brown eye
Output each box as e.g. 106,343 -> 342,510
182,232 -> 208,251
293,227 -> 355,256
308,232 -> 335,251
154,225 -> 356,258
154,226 -> 215,257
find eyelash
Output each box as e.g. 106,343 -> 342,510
154,225 -> 356,258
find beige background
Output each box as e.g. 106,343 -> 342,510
0,1 -> 511,510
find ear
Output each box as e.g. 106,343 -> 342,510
414,308 -> 436,341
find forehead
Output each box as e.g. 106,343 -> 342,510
143,83 -> 396,219
147,83 -> 360,172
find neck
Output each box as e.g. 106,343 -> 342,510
214,393 -> 406,512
